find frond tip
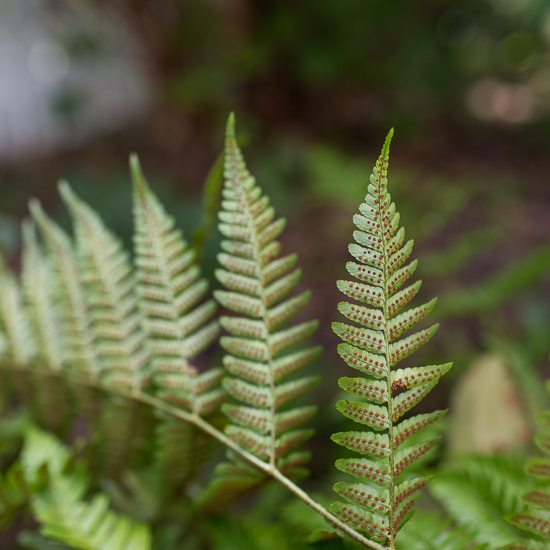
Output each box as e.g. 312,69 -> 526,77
331,130 -> 450,547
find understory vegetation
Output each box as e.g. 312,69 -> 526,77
0,116 -> 548,550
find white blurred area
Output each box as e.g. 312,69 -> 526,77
0,0 -> 151,162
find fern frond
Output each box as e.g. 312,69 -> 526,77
214,114 -> 320,475
21,221 -> 64,371
20,221 -> 74,433
131,155 -> 223,414
59,182 -> 149,392
197,451 -> 267,514
29,200 -> 101,379
0,266 -> 36,367
99,396 -> 156,479
503,383 -> 550,548
0,263 -> 45,417
395,511 -> 487,550
430,454 -> 529,547
331,130 -> 450,547
0,461 -> 30,528
154,415 -> 221,488
21,427 -> 152,550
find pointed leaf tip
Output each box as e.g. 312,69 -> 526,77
28,198 -> 41,216
129,153 -> 146,187
381,128 -> 394,158
226,112 -> 236,140
57,179 -> 71,198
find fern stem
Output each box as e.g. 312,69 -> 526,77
130,394 -> 388,549
1,364 -> 386,550
380,187 -> 396,550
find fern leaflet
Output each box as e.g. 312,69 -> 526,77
205,114 -> 320,505
503,384 -> 550,549
59,182 -> 150,392
21,427 -> 152,550
131,155 -> 223,414
29,200 -> 102,379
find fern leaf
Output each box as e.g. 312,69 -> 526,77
19,224 -> 73,433
503,382 -> 550,548
331,130 -> 450,547
21,221 -> 64,371
197,453 -> 267,514
99,396 -> 156,479
58,182 -> 149,392
213,113 -> 319,472
29,200 -> 101,379
430,454 -> 529,547
0,267 -> 36,367
395,511 -> 488,550
0,461 -> 30,528
131,155 -> 222,413
200,115 -> 319,510
0,264 -> 49,420
21,427 -> 152,550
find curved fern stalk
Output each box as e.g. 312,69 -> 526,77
58,181 -> 150,393
205,114 -> 320,507
330,130 -> 451,548
131,156 -> 223,414
503,386 -> 550,550
29,200 -> 102,380
20,221 -> 72,433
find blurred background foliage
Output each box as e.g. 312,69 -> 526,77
1,0 -> 550,548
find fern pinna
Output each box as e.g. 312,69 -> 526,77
213,115 -> 320,479
330,130 -> 451,548
504,383 -> 550,550
131,156 -> 223,414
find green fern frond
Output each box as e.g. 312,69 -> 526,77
29,200 -> 101,379
502,383 -> 550,548
396,511 -> 487,550
18,223 -> 73,432
59,182 -> 149,392
430,454 -> 529,547
154,415 -> 221,488
131,155 -> 223,414
0,263 -> 46,418
0,461 -> 30,528
214,114 -> 320,473
21,221 -> 64,371
99,396 -> 156,479
197,451 -> 267,514
0,265 -> 36,367
21,427 -> 152,550
330,130 -> 450,547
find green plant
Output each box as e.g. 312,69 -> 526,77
0,115 -> 545,550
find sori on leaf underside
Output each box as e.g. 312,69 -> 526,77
329,129 -> 452,549
0,115 -> 451,550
